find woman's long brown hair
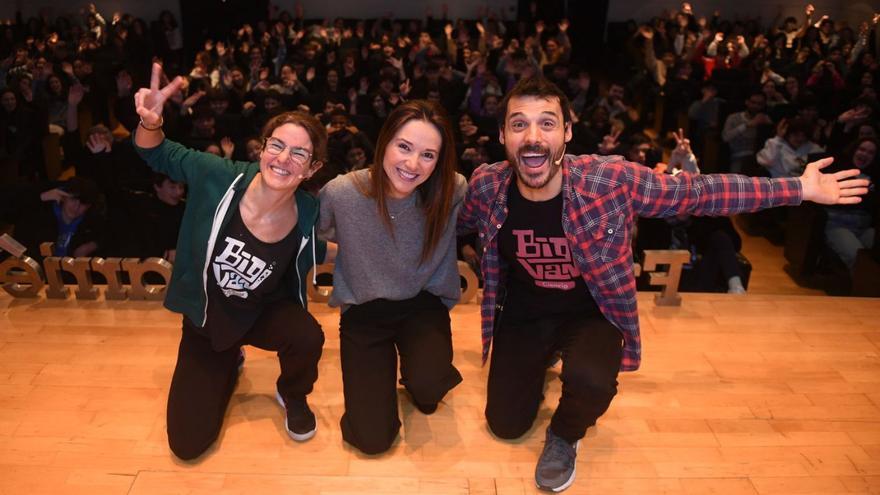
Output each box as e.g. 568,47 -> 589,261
360,100 -> 457,264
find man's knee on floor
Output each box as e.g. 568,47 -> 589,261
485,408 -> 533,440
168,432 -> 214,461
345,426 -> 397,455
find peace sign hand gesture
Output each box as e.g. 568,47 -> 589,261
134,63 -> 184,128
599,128 -> 622,155
671,128 -> 692,157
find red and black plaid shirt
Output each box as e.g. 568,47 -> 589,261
457,154 -> 803,371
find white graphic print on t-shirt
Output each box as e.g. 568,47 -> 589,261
213,237 -> 275,298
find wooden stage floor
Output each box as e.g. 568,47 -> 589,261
1,292 -> 880,494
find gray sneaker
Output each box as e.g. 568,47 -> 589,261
535,428 -> 580,492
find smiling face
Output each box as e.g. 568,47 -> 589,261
381,119 -> 442,199
500,95 -> 571,200
853,140 -> 877,169
258,123 -> 317,192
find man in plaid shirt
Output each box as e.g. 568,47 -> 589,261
457,77 -> 869,493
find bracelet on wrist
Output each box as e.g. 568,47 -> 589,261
139,117 -> 164,131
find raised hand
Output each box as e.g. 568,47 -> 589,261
671,128 -> 692,156
181,89 -> 206,110
387,56 -> 404,70
40,188 -> 71,203
134,63 -> 184,128
558,19 -> 569,32
220,137 -> 235,158
599,128 -> 622,154
800,157 -> 871,205
805,4 -> 815,16
776,118 -> 789,138
68,83 -> 85,106
86,132 -> 108,154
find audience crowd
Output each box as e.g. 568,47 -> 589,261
0,1 -> 877,293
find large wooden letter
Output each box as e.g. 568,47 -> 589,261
642,250 -> 690,306
0,256 -> 44,297
62,257 -> 100,300
458,261 -> 479,304
306,263 -> 334,303
41,241 -> 69,299
123,258 -> 172,301
90,257 -> 128,300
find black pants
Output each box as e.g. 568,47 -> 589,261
339,291 -> 463,455
166,298 -> 324,460
485,311 -> 623,444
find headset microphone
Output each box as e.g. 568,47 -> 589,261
553,145 -> 567,165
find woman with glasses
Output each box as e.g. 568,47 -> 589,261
133,63 -> 333,460
317,100 -> 467,454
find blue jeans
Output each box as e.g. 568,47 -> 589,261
824,209 -> 875,269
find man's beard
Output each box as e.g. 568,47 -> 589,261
508,143 -> 564,191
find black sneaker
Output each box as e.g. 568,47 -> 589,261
535,427 -> 580,492
275,389 -> 317,442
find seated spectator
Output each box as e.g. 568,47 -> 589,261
722,91 -> 773,174
824,137 -> 877,269
13,177 -> 106,262
757,117 -> 825,178
344,145 -> 369,171
112,173 -> 185,261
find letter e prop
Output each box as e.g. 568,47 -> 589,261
0,256 -> 44,297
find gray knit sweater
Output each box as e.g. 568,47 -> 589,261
317,169 -> 467,310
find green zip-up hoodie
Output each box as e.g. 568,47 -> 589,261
134,138 -> 326,326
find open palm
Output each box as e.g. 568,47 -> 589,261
800,157 -> 871,205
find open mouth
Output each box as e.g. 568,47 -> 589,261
397,168 -> 419,182
520,152 -> 549,169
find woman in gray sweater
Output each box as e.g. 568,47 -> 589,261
318,100 -> 467,454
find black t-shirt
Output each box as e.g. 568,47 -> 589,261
203,204 -> 303,350
499,179 -> 600,320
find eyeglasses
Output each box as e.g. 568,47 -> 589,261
264,137 -> 313,165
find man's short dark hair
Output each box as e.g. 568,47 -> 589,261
152,172 -> 173,188
499,76 -> 573,126
63,177 -> 99,206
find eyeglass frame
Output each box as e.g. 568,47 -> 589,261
262,136 -> 314,166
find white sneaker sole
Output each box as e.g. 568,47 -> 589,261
536,440 -> 580,492
275,389 -> 317,442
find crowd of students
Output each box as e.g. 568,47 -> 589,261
0,3 -> 875,493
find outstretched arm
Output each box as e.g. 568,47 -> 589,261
629,156 -> 869,218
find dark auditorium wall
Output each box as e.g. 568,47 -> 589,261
0,0 -> 867,35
